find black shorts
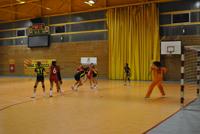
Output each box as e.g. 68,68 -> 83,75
74,73 -> 79,81
74,71 -> 85,81
36,75 -> 44,82
57,72 -> 62,81
126,73 -> 131,77
93,72 -> 97,78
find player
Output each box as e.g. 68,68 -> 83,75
57,68 -> 63,93
32,61 -> 45,98
83,65 -> 89,82
87,63 -> 98,89
145,61 -> 167,98
71,65 -> 86,91
124,63 -> 131,86
49,61 -> 62,97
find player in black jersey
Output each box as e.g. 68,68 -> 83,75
32,61 -> 46,98
57,68 -> 63,93
71,65 -> 86,91
124,63 -> 131,86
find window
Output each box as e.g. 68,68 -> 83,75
173,13 -> 189,23
55,26 -> 65,33
16,30 -> 25,36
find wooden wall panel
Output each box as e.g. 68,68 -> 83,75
0,40 -> 108,78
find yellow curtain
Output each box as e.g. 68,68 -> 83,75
107,3 -> 160,80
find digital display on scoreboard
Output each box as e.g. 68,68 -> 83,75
28,23 -> 49,36
28,35 -> 50,48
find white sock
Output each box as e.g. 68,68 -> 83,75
33,92 -> 36,98
50,90 -> 53,96
60,89 -> 64,93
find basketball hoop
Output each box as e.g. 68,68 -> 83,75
167,51 -> 173,57
161,41 -> 181,56
167,46 -> 175,54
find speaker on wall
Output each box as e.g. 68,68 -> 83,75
31,18 -> 43,24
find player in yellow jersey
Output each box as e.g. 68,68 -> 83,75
32,61 -> 46,98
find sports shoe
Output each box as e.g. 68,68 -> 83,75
31,93 -> 36,98
93,85 -> 97,89
43,92 -> 46,97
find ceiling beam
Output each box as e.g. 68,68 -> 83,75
106,0 -> 108,7
44,0 -> 178,17
12,0 -> 17,20
0,0 -> 178,23
69,0 -> 72,12
96,0 -> 178,11
40,0 -> 43,16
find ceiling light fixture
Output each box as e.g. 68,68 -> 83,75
84,0 -> 96,6
45,7 -> 52,10
16,0 -> 26,4
195,1 -> 200,8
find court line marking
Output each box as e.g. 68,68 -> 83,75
0,90 -> 74,112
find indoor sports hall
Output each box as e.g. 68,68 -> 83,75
0,0 -> 200,134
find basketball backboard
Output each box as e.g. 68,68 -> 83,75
161,41 -> 181,55
80,57 -> 97,65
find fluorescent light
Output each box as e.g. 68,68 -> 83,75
84,0 -> 95,6
196,1 -> 200,8
89,0 -> 95,4
16,0 -> 26,4
45,7 -> 51,10
20,1 -> 25,4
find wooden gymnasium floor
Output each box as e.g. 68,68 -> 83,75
0,77 -> 196,134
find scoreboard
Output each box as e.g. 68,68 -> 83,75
28,23 -> 50,47
28,23 -> 49,36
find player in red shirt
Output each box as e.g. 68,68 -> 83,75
87,63 -> 98,89
49,61 -> 63,97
